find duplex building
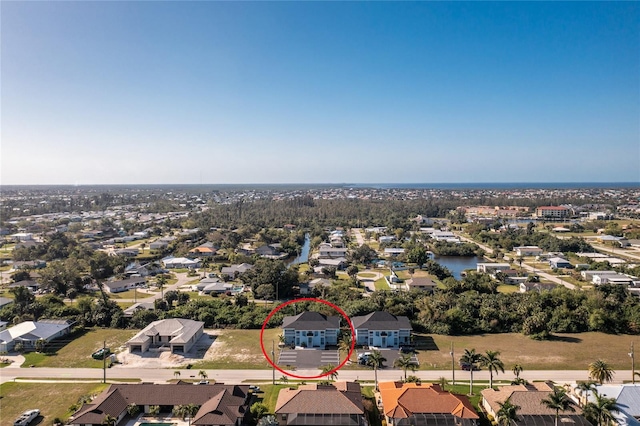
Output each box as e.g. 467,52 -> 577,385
282,312 -> 340,349
351,312 -> 411,349
126,318 -> 204,353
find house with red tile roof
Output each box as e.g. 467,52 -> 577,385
275,382 -> 365,426
379,381 -> 479,426
69,382 -> 251,426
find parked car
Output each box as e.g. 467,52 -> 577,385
249,385 -> 261,392
91,348 -> 111,360
399,346 -> 415,354
460,362 -> 480,371
357,352 -> 372,365
14,409 -> 39,426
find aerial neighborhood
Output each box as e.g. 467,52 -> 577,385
1,185 -> 640,426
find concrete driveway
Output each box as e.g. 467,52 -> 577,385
277,349 -> 340,369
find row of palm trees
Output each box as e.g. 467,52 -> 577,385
459,348 -> 505,395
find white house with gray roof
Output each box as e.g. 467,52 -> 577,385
351,312 -> 412,349
0,319 -> 71,352
282,312 -> 340,349
126,318 -> 204,353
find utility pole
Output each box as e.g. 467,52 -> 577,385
272,340 -> 275,385
630,342 -> 635,384
103,340 -> 107,384
450,342 -> 455,386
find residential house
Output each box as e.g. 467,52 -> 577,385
114,248 -> 139,257
0,319 -> 71,352
256,244 -> 287,259
519,282 -> 558,293
299,278 -> 332,295
318,246 -> 349,259
589,384 -> 640,426
10,232 -> 34,242
411,215 -> 434,226
514,246 -> 543,257
403,277 -> 438,293
548,257 -> 572,269
379,236 -> 396,244
189,242 -> 218,257
162,256 -> 201,269
275,382 -> 365,426
481,382 -> 590,426
379,381 -> 478,426
124,262 -> 150,277
476,263 -> 511,274
384,248 -> 405,257
9,280 -> 41,293
123,302 -> 155,318
351,312 -> 412,348
317,257 -> 348,270
126,318 -> 204,353
103,276 -> 146,294
69,382 -> 251,426
12,260 -> 46,270
0,297 -> 14,309
282,312 -> 340,349
431,231 -> 459,242
220,263 -> 253,278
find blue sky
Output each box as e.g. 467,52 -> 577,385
2,1 -> 638,185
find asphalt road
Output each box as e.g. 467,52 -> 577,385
1,365 -> 633,385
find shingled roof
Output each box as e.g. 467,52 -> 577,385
351,312 -> 412,330
70,383 -> 249,426
275,382 -> 364,415
379,382 -> 478,420
282,312 -> 340,331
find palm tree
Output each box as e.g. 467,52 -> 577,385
102,414 -> 118,426
496,398 -> 520,426
338,334 -> 352,360
174,404 -> 200,426
174,370 -> 181,380
127,403 -> 140,418
156,274 -> 167,299
583,390 -> 619,426
512,364 -> 523,380
367,350 -> 387,390
460,348 -> 483,395
576,381 -> 597,407
149,405 -> 160,416
541,387 -> 575,426
481,350 -> 505,389
394,354 -> 417,380
280,375 -> 289,384
198,370 -> 208,381
589,359 -> 615,385
321,364 -> 338,381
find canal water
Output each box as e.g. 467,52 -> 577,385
289,233 -> 311,265
433,256 -> 481,279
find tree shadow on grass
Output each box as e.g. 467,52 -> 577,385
548,334 -> 582,343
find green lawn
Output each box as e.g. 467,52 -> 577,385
497,285 -> 520,294
374,277 -> 390,291
0,382 -> 108,424
23,328 -> 137,368
358,272 -> 376,278
107,289 -> 157,299
194,328 -> 282,369
413,332 -> 637,371
259,384 -> 297,412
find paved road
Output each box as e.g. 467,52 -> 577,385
356,270 -> 383,293
1,365 -> 633,385
351,228 -> 365,247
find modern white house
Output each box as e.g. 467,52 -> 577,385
351,312 -> 412,349
282,312 -> 340,349
476,263 -> 510,274
0,319 -> 71,352
126,318 -> 204,353
162,256 -> 201,269
318,246 -> 349,259
103,276 -> 147,293
514,246 -> 543,257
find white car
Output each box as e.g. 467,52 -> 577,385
14,409 -> 39,426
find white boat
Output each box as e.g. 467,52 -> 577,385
14,409 -> 40,426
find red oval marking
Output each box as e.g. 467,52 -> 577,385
260,297 -> 355,380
